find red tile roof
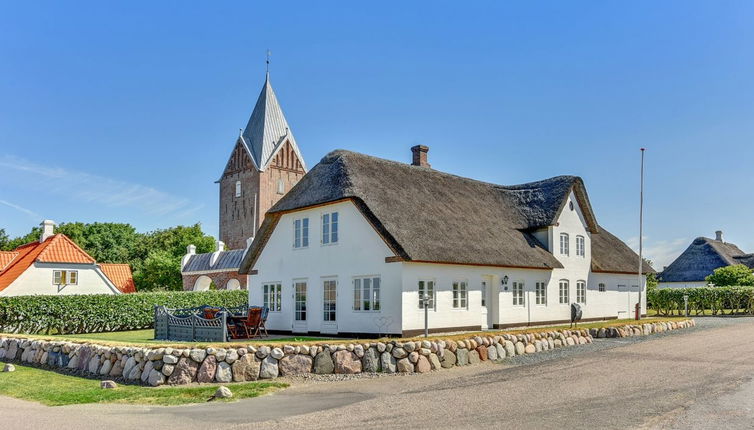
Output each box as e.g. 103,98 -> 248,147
0,234 -> 97,293
0,252 -> 19,271
99,263 -> 137,294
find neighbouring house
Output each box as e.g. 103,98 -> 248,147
0,220 -> 136,296
657,231 -> 754,288
181,70 -> 307,290
239,147 -> 653,337
180,241 -> 247,291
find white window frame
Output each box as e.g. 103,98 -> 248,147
263,283 -> 282,312
293,217 -> 309,249
598,283 -> 606,293
559,280 -> 569,304
576,235 -> 585,257
452,281 -> 468,309
321,212 -> 339,245
418,280 -> 436,310
560,233 -> 570,256
323,279 -> 337,322
53,270 -> 78,285
353,276 -> 380,312
535,281 -> 547,305
294,280 -> 307,321
512,280 -> 525,306
576,280 -> 586,304
235,180 -> 241,198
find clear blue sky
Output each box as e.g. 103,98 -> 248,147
2,1 -> 753,268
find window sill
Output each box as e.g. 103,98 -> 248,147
352,310 -> 382,313
292,246 -> 309,251
320,242 -> 339,247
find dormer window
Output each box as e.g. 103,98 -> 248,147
576,235 -> 585,257
560,233 -> 570,256
235,181 -> 241,198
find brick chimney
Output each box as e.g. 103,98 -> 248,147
411,145 -> 430,168
39,219 -> 56,243
715,230 -> 723,242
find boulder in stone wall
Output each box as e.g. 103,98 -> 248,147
313,351 -> 334,374
487,344 -> 498,360
525,344 -> 536,354
534,340 -> 543,352
141,361 -> 155,383
122,356 -> 137,377
428,353 -> 441,370
547,338 -> 554,349
565,337 -> 575,346
415,355 -> 431,373
392,347 -> 408,359
408,351 -> 419,364
456,348 -> 469,366
504,341 -> 515,357
495,343 -> 505,359
362,347 -> 380,373
161,364 -> 175,377
127,364 -> 142,381
6,341 -> 18,360
167,357 -> 199,385
232,354 -> 261,382
279,354 -> 313,376
148,369 -> 165,386
468,350 -> 481,364
333,350 -> 361,374
197,355 -> 218,383
514,342 -> 525,355
441,350 -> 456,368
109,362 -> 124,377
477,346 -> 488,361
579,337 -> 587,345
259,356 -> 279,379
396,358 -> 414,373
163,354 -> 178,365
189,349 -> 207,363
380,352 -> 397,373
99,360 -> 113,376
76,346 -> 93,371
215,361 -> 232,383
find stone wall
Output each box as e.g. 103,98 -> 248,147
181,271 -> 248,291
0,320 -> 695,387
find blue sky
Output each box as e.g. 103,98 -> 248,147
2,1 -> 753,268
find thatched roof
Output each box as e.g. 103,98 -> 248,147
240,150 -> 649,274
658,237 -> 753,282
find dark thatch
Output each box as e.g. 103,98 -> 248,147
240,150 -> 648,274
183,249 -> 245,273
658,237 -> 753,282
591,227 -> 654,274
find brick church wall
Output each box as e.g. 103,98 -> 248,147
182,271 -> 248,291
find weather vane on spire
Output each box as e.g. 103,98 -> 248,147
266,49 -> 271,74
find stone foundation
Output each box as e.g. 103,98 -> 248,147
0,320 -> 695,387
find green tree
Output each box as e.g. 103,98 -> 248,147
705,264 -> 754,287
132,250 -> 183,291
0,228 -> 9,250
644,258 -> 658,293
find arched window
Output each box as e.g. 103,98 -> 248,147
226,279 -> 241,291
193,275 -> 212,291
235,181 -> 241,197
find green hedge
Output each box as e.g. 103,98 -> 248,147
648,286 -> 754,316
0,290 -> 247,335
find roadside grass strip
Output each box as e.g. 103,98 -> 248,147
0,363 -> 287,406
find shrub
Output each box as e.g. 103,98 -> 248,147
648,286 -> 754,316
0,290 -> 247,335
705,264 -> 754,287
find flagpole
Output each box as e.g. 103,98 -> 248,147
637,148 -> 645,320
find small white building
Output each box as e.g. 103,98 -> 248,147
657,231 -> 754,289
239,148 -> 652,337
0,220 -> 135,296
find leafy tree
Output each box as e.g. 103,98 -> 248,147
644,258 -> 658,293
705,264 -> 754,287
0,228 -> 9,250
132,250 -> 183,291
3,227 -> 41,250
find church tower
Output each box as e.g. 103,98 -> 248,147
218,72 -> 307,250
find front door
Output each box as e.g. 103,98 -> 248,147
321,278 -> 338,334
293,280 -> 307,333
481,280 -> 489,330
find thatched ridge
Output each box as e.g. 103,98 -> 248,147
659,237 -> 753,282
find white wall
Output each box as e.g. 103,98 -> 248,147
658,281 -> 707,289
249,200 -> 402,335
0,262 -> 119,296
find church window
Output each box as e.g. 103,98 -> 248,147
235,181 -> 241,197
277,179 -> 285,195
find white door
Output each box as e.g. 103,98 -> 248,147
617,284 -> 629,318
292,280 -> 307,333
630,284 -> 640,317
321,279 -> 338,334
481,280 -> 489,330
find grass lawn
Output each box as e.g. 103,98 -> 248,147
0,363 -> 286,406
53,329 -> 329,346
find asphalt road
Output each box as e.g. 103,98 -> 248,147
3,317 -> 754,430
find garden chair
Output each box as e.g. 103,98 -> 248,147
259,306 -> 270,337
228,307 -> 262,339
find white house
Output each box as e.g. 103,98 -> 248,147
239,148 -> 652,337
0,220 -> 135,296
657,231 -> 754,288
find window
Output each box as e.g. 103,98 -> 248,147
235,181 -> 241,197
323,279 -> 337,321
294,281 -> 307,321
560,233 -> 570,256
418,280 -> 435,309
53,270 -> 78,285
452,281 -> 468,309
263,283 -> 282,312
576,281 -> 586,304
598,283 -> 606,293
481,281 -> 487,307
277,179 -> 285,195
322,212 -> 339,244
576,235 -> 585,257
294,218 -> 309,248
353,276 -> 380,311
559,280 -> 569,304
512,281 -> 525,306
535,281 -> 547,305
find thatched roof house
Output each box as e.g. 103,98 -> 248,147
240,149 -> 651,275
658,232 -> 754,284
